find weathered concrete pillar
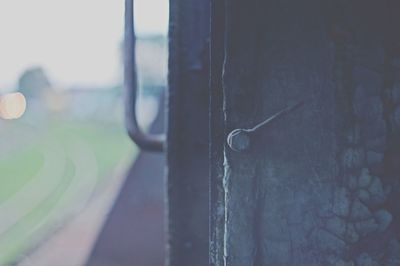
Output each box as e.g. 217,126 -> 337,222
210,0 -> 400,265
167,0 -> 210,265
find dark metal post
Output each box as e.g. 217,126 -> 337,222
167,0 -> 210,265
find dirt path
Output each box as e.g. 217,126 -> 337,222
0,140 -> 66,240
17,159 -> 129,266
0,133 -> 102,264
12,95 -> 163,266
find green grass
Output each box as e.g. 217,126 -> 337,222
0,115 -> 137,265
51,120 -> 134,178
0,147 -> 44,203
0,159 -> 75,264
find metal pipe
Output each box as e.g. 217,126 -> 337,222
124,0 -> 165,152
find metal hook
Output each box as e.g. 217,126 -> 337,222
124,0 -> 165,152
227,100 -> 304,152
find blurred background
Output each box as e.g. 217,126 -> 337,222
0,0 -> 168,265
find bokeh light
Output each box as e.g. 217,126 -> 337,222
0,92 -> 27,120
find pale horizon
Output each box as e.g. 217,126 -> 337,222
0,0 -> 169,92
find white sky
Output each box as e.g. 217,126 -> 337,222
0,0 -> 169,91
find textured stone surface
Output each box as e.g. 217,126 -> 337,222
357,189 -> 370,203
368,177 -> 386,206
374,209 -> 392,232
358,168 -> 372,188
355,219 -> 378,236
365,137 -> 386,152
346,125 -> 361,145
213,0 -> 400,265
326,216 -> 347,237
366,151 -> 384,165
392,84 -> 400,103
311,229 -> 347,255
333,188 -> 351,217
393,106 -> 400,129
351,199 -> 372,221
356,253 -> 379,266
345,223 -> 359,244
342,148 -> 365,170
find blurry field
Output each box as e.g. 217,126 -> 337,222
0,115 -> 136,265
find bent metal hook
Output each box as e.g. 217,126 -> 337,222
124,0 -> 165,152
